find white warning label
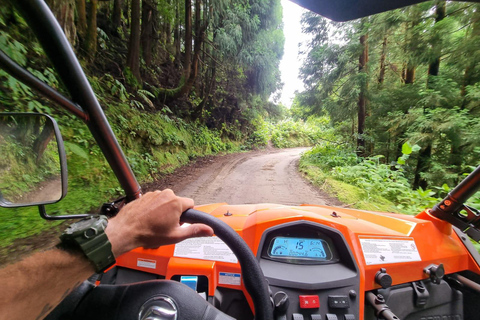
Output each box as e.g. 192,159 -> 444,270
174,236 -> 238,263
219,272 -> 241,286
137,258 -> 157,269
359,238 -> 421,265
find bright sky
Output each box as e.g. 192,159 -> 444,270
279,0 -> 310,107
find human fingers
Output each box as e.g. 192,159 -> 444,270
161,223 -> 214,245
178,195 -> 194,214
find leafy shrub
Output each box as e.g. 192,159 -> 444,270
303,142 -> 358,169
300,141 -> 465,215
245,118 -> 271,149
270,117 -> 332,148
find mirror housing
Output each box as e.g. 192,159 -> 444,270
0,113 -> 68,208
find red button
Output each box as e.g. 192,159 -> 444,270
299,295 -> 320,309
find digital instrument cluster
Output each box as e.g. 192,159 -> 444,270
268,237 -> 333,261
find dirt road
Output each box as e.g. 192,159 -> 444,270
148,147 -> 338,206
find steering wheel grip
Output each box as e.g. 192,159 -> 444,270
181,209 -> 274,320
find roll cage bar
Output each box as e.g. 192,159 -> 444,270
2,0 -> 480,241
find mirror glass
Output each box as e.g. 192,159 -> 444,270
0,113 -> 65,207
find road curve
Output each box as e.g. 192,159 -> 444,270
177,147 -> 329,206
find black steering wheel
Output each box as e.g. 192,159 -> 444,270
46,209 -> 274,320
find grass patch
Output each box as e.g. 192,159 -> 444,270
299,161 -> 398,213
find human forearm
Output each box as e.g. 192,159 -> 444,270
0,190 -> 213,320
0,248 -> 94,320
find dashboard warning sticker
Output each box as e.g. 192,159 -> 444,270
174,236 -> 238,263
219,272 -> 241,286
137,258 -> 156,269
359,238 -> 421,265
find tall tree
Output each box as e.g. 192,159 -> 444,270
76,0 -> 87,40
141,0 -> 155,66
127,0 -> 142,81
357,20 -> 369,156
46,0 -> 77,45
112,0 -> 123,32
83,0 -> 98,61
184,0 -> 192,79
413,1 -> 446,189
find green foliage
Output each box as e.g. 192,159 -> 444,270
245,118 -> 271,149
301,141 -> 480,215
270,117 -> 332,148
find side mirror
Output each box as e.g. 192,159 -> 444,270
0,113 -> 67,208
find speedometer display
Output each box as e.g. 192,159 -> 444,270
268,237 -> 332,261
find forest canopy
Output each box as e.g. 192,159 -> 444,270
0,0 -> 285,134
294,1 -> 480,189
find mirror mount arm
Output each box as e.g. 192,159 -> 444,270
39,205 -> 90,221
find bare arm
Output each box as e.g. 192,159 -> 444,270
0,190 -> 213,320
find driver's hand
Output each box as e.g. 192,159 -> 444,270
105,190 -> 214,257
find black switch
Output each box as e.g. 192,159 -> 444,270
326,314 -> 338,320
292,313 -> 304,320
344,315 -> 355,320
311,315 -> 322,320
328,295 -> 350,309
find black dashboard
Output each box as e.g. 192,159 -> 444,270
257,221 -> 360,320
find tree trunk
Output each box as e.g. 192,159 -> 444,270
413,144 -> 431,189
47,0 -> 77,45
427,1 -> 446,79
193,60 -> 216,121
357,32 -> 368,157
184,0 -> 192,79
76,0 -> 87,40
173,1 -> 181,66
33,124 -> 54,163
83,0 -> 98,61
112,0 -> 123,31
404,66 -> 415,84
378,36 -> 387,84
172,0 -> 207,99
127,0 -> 142,81
141,0 -> 154,66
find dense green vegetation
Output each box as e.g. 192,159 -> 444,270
295,1 -> 480,213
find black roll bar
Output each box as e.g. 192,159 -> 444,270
8,0 -> 141,201
430,165 -> 480,241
